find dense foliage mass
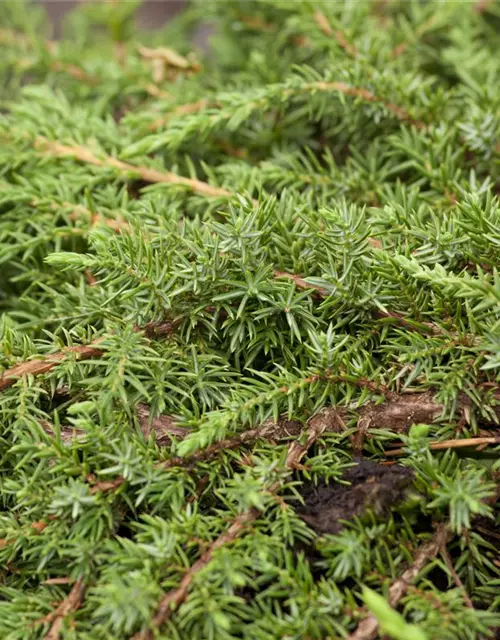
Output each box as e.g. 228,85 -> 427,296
0,1 -> 500,638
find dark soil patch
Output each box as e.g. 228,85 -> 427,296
296,460 -> 415,534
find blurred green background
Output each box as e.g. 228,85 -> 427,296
38,0 -> 186,36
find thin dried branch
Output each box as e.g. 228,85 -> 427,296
391,15 -> 437,58
313,10 -> 359,58
0,28 -> 99,84
160,416 -> 304,469
149,99 -> 211,130
238,14 -> 275,32
42,578 -> 86,640
285,407 -> 346,468
151,80 -> 426,133
474,0 -> 494,14
0,28 -> 176,98
48,60 -> 99,84
0,322 -> 175,392
66,207 -> 128,232
40,420 -> 86,445
159,391 -> 442,470
37,390 -> 450,467
385,436 -> 500,457
347,524 -> 451,640
294,81 -> 426,127
34,136 -> 236,200
273,270 -> 331,298
142,84 -> 173,100
132,421 -> 325,640
440,545 -> 474,608
273,270 -> 447,336
0,341 -> 105,391
26,194 -> 130,233
160,389 -> 500,470
351,391 -> 445,452
136,402 -> 190,445
88,476 -> 124,495
313,10 -> 333,35
130,508 -> 259,640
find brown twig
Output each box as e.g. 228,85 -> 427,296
160,416 -> 304,469
149,99 -> 211,130
474,0 -> 494,14
26,195 -> 129,233
285,407 -> 346,468
385,436 -> 500,457
40,420 -> 86,445
347,524 -> 451,640
131,423 -> 325,640
42,578 -> 86,640
136,403 -> 190,445
273,270 -> 331,298
87,475 -> 125,495
158,391 -> 459,471
475,524 -> 500,542
149,79 -> 427,133
34,136 -> 236,200
238,10 -> 358,57
238,14 -> 275,32
299,81 -> 426,127
391,15 -> 437,59
130,508 -> 259,640
0,322 -> 175,392
273,270 -> 446,336
0,341 -> 105,392
69,211 -> 128,233
142,84 -> 173,100
48,60 -> 99,84
0,28 -> 99,84
440,545 -> 474,608
313,10 -> 359,58
0,28 -> 176,99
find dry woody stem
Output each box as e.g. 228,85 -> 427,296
313,10 -> 359,58
150,80 -> 426,131
273,270 -> 449,337
42,578 -> 86,640
0,341 -> 104,391
391,15 -> 437,58
386,436 -> 500,457
440,545 -> 474,608
0,322 -> 175,391
131,422 -> 326,640
130,508 -> 259,640
34,137 -> 233,200
347,524 -> 451,640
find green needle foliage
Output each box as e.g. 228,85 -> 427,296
0,1 -> 500,638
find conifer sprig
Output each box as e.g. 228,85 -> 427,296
0,1 -> 499,638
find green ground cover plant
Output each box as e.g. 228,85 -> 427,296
0,0 -> 500,638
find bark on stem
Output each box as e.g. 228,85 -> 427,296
42,578 -> 86,640
35,137 -> 233,200
131,423 -> 327,640
0,342 -> 105,391
347,524 -> 451,640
